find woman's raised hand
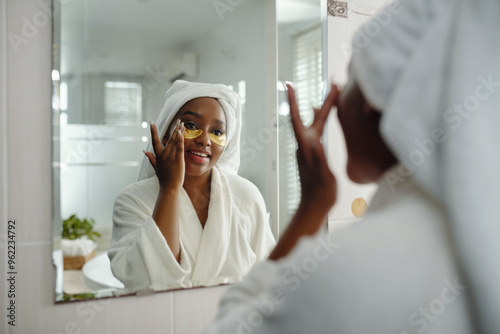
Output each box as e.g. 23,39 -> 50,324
268,85 -> 340,261
144,120 -> 186,192
287,84 -> 339,213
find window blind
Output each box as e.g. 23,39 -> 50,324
283,25 -> 323,219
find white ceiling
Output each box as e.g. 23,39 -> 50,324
277,0 -> 320,23
59,0 -> 320,75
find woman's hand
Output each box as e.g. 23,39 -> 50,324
287,84 -> 338,214
269,85 -> 339,261
144,120 -> 186,193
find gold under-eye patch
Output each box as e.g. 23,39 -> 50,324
183,128 -> 203,139
209,133 -> 226,147
183,128 -> 226,147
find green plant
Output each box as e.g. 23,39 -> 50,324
62,214 -> 101,241
62,293 -> 96,301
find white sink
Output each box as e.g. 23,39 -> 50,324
82,252 -> 125,291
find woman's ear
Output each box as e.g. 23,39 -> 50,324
362,99 -> 383,116
362,102 -> 374,115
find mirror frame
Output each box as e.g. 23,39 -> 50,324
51,0 -> 327,303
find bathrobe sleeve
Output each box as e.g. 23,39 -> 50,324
108,179 -> 192,292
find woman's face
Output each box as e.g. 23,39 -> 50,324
165,97 -> 227,177
337,83 -> 397,183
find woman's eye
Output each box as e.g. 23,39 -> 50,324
212,129 -> 224,137
184,122 -> 197,130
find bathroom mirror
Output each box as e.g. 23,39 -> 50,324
52,0 -> 323,302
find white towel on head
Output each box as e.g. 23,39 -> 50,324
137,80 -> 242,181
347,0 -> 500,332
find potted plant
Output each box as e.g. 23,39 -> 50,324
61,214 -> 101,270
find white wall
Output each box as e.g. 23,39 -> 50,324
326,0 -> 394,222
0,1 -> 229,333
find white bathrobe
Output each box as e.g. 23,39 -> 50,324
109,165 -> 275,293
347,0 -> 500,331
204,0 -> 500,331
203,167 -> 473,334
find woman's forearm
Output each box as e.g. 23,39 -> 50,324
269,202 -> 329,261
152,188 -> 181,262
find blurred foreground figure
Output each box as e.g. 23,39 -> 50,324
203,0 -> 500,333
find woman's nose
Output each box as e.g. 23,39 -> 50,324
195,130 -> 211,146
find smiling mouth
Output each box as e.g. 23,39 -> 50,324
188,151 -> 210,158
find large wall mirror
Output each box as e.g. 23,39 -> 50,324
52,0 -> 324,302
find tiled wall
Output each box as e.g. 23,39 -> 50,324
326,0 -> 394,223
1,1 -> 227,333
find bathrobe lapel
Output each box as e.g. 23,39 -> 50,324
178,189 -> 204,264
190,167 -> 233,284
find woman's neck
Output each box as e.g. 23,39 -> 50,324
183,170 -> 212,225
183,170 -> 211,192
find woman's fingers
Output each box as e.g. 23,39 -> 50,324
148,120 -> 186,191
176,126 -> 185,157
168,125 -> 183,158
286,83 -> 338,213
286,84 -> 306,147
310,140 -> 331,174
288,84 -> 339,148
164,121 -> 185,163
312,85 -> 339,135
149,120 -> 185,166
150,122 -> 164,157
287,84 -> 315,165
144,151 -> 157,171
167,120 -> 186,156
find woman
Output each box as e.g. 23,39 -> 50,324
108,80 -> 275,293
203,0 -> 500,332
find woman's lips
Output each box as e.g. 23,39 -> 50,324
187,150 -> 210,164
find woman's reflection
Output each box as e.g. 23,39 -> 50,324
108,80 -> 275,292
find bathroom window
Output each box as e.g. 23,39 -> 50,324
283,25 -> 323,219
104,81 -> 143,125
227,80 -> 247,113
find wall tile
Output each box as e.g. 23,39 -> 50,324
6,0 -> 53,243
173,285 -> 227,334
11,242 -> 176,334
1,2 -> 9,333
